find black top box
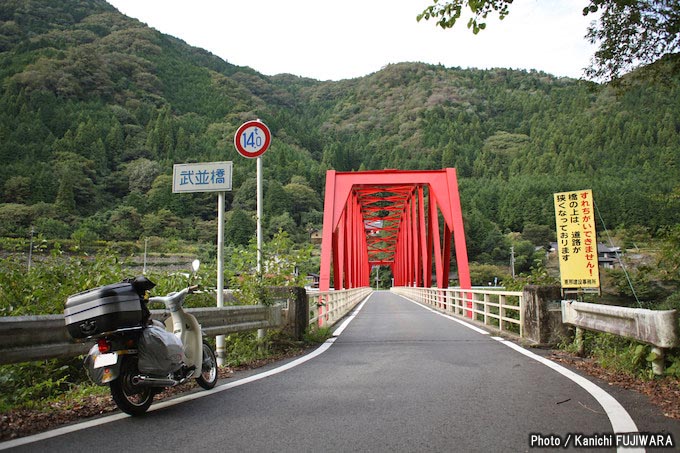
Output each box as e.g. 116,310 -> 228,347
64,282 -> 143,339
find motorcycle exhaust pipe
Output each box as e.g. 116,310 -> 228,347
131,375 -> 180,387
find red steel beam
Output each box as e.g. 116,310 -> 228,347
319,169 -> 470,295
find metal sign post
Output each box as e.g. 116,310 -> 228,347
234,120 -> 271,343
173,161 -> 233,366
216,191 -> 225,364
256,156 -> 263,274
234,120 -> 272,274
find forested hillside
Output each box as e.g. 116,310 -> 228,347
1,0 -> 679,272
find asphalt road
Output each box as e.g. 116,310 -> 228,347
4,291 -> 680,452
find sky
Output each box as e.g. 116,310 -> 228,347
106,0 -> 598,82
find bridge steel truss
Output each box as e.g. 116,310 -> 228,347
319,169 -> 472,293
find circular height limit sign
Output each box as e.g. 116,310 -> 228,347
234,120 -> 271,158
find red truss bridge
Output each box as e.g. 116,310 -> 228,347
319,168 -> 471,292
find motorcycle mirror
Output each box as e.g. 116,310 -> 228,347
188,259 -> 200,288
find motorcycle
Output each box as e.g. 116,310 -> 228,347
66,260 -> 218,416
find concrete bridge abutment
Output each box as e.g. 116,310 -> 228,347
522,285 -> 569,346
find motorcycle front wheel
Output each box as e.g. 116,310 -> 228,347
110,355 -> 154,416
196,341 -> 218,390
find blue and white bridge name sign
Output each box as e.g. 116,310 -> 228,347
172,161 -> 233,193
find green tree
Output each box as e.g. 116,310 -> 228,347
521,223 -> 554,249
142,209 -> 182,238
658,224 -> 680,283
2,176 -> 31,203
0,204 -> 33,237
267,212 -> 297,238
225,208 -> 255,247
146,174 -> 176,213
284,181 -> 321,225
607,266 -> 668,303
105,121 -> 125,166
417,0 -> 513,33
108,206 -> 142,241
472,131 -> 530,178
464,207 -> 507,264
125,158 -> 161,194
511,238 -> 541,275
469,263 -> 511,286
146,106 -> 175,160
585,1 -> 680,80
53,152 -> 98,215
264,180 -> 291,217
71,226 -> 99,246
74,120 -> 107,173
35,218 -> 71,239
233,178 -> 257,212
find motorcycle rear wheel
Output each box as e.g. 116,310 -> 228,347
110,356 -> 154,416
196,341 -> 218,390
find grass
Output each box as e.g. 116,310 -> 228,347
0,328 -> 330,414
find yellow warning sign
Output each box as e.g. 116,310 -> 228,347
553,190 -> 600,289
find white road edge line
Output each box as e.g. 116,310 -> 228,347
491,336 -> 641,453
333,294 -> 371,336
0,294 -> 374,451
399,294 -> 642,453
400,294 -> 489,335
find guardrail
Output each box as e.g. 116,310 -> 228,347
0,286 -> 371,366
308,287 -> 373,327
561,300 -> 678,375
0,305 -> 283,366
391,286 -> 525,338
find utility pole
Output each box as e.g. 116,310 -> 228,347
143,237 -> 149,275
510,246 -> 516,279
27,226 -> 35,271
374,266 -> 380,289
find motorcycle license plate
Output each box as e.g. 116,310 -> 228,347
94,352 -> 118,369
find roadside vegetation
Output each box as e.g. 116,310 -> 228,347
0,231 -> 322,415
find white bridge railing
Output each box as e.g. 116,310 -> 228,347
391,286 -> 525,338
308,287 -> 373,328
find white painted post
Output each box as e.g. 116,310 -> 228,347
216,192 -> 226,366
651,347 -> 665,376
257,156 -> 265,343
575,327 -> 585,357
519,295 -> 525,338
143,237 -> 148,275
27,226 -> 34,271
256,156 -> 263,275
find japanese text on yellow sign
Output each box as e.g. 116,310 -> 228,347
554,189 -> 600,289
